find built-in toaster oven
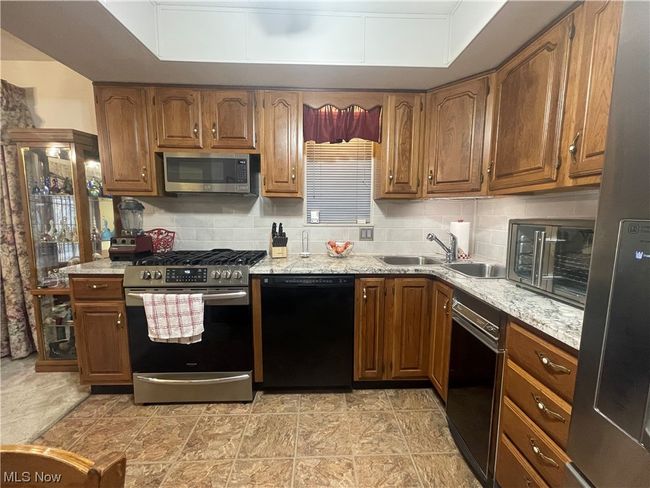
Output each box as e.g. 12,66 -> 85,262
506,219 -> 595,307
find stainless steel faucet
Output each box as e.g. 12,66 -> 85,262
426,232 -> 458,263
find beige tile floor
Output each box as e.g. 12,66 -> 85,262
34,388 -> 480,487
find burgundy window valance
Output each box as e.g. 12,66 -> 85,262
303,104 -> 382,144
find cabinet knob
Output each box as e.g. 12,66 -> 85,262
487,161 -> 494,175
443,298 -> 450,316
363,287 -> 367,300
211,123 -> 217,137
88,283 -> 108,289
116,312 -> 123,328
388,170 -> 394,182
193,124 -> 199,137
141,166 -> 148,182
291,167 -> 296,181
428,170 -> 433,182
568,131 -> 581,161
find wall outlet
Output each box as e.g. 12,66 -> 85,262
359,227 -> 374,241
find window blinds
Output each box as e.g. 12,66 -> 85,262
306,139 -> 373,224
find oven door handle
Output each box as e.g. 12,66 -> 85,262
134,373 -> 250,385
127,291 -> 247,301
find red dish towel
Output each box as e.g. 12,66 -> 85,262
142,293 -> 204,344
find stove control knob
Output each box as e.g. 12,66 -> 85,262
223,270 -> 232,280
153,270 -> 163,280
232,270 -> 243,280
211,270 -> 221,280
140,270 -> 152,280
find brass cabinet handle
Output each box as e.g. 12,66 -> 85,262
211,123 -> 217,137
428,170 -> 433,182
141,166 -> 148,182
363,287 -> 367,300
529,437 -> 559,468
193,124 -> 199,137
487,161 -> 494,175
532,393 -> 566,423
524,476 -> 533,488
443,298 -> 450,316
291,167 -> 296,181
536,351 -> 572,375
88,283 -> 108,289
568,131 -> 581,161
388,170 -> 394,182
116,312 -> 123,328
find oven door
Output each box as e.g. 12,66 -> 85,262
446,308 -> 504,486
125,288 -> 253,403
164,153 -> 250,193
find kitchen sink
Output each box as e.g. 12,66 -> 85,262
444,262 -> 506,279
378,256 -> 443,265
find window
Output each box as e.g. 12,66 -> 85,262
305,139 -> 373,224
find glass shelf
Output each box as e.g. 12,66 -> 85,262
35,294 -> 76,360
85,157 -> 115,258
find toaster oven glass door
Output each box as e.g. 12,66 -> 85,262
508,224 -> 548,287
546,226 -> 594,305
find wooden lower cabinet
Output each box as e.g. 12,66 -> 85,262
354,277 -> 432,381
496,320 -> 578,488
74,301 -> 131,385
428,281 -> 453,400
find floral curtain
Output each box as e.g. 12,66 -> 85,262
303,104 -> 382,144
0,79 -> 37,358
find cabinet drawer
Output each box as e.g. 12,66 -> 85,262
501,397 -> 569,488
71,277 -> 124,300
496,434 -> 549,488
506,322 -> 578,403
504,360 -> 572,450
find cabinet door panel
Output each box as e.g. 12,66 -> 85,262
379,94 -> 423,197
490,15 -> 573,190
425,77 -> 488,194
389,278 -> 430,379
204,91 -> 255,149
95,86 -> 154,194
355,278 -> 386,380
569,1 -> 622,177
262,91 -> 302,196
429,281 -> 453,400
154,88 -> 203,149
75,301 -> 131,384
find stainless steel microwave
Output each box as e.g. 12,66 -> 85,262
506,219 -> 595,307
163,153 -> 259,194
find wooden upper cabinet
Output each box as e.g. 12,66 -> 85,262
261,91 -> 303,197
354,278 -> 386,381
153,88 -> 203,149
94,85 -> 156,195
203,91 -> 256,150
75,301 -> 131,385
567,1 -> 622,178
489,14 -> 574,191
424,77 -> 489,195
377,93 -> 424,198
429,281 -> 453,400
388,278 -> 431,379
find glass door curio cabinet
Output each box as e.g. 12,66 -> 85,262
10,129 -> 119,372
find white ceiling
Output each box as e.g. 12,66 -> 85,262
0,0 -> 574,90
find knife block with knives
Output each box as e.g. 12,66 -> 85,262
270,222 -> 288,259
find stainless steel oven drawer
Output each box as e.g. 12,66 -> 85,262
133,371 -> 253,404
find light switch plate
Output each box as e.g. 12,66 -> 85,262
359,227 -> 374,241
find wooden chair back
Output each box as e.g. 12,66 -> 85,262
0,445 -> 126,488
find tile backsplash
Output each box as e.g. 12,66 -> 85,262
137,189 -> 599,264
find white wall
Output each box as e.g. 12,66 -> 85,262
0,59 -> 96,133
137,189 -> 599,263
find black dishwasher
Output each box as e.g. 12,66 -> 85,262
261,275 -> 354,389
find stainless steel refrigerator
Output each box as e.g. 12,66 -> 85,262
566,1 -> 650,487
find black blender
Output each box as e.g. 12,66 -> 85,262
108,198 -> 153,261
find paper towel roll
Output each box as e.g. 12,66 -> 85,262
450,221 -> 471,259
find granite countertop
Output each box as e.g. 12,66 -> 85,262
59,259 -> 131,275
58,255 -> 583,351
251,254 -> 583,351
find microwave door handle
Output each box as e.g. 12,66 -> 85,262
537,230 -> 547,287
531,230 -> 540,286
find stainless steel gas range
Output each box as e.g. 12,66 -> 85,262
123,249 -> 266,404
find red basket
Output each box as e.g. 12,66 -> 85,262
144,228 -> 176,253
